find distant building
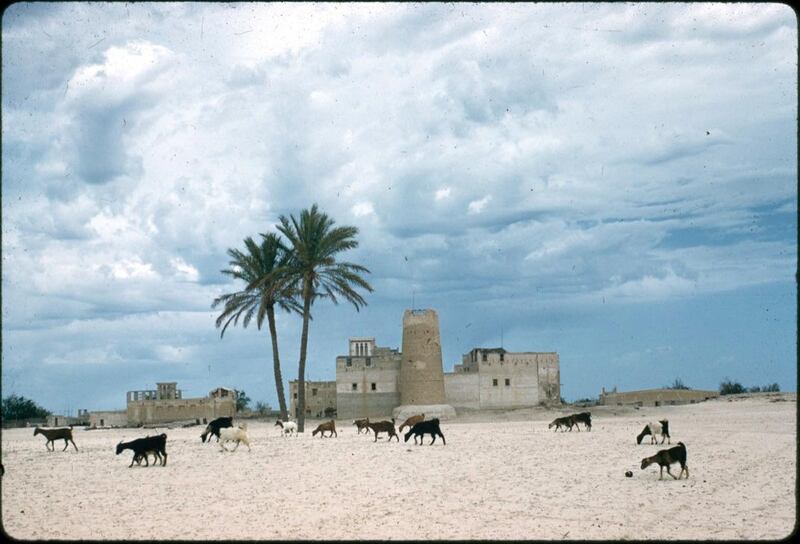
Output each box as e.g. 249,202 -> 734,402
126,382 -> 236,425
47,409 -> 89,427
598,387 -> 719,407
289,380 -> 337,419
88,410 -> 128,428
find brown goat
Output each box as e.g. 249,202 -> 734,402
368,419 -> 398,442
353,418 -> 370,434
34,427 -> 78,452
641,442 -> 688,480
398,413 -> 424,433
312,420 -> 337,438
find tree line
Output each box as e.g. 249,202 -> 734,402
212,203 -> 372,432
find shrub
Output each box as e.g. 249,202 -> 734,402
720,378 -> 745,395
666,378 -> 691,390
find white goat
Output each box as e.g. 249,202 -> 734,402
275,419 -> 297,437
636,419 -> 671,445
219,424 -> 251,452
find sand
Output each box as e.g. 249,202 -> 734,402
1,393 -> 795,540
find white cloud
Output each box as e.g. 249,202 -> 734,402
468,195 -> 492,214
352,201 -> 375,217
435,187 -> 451,201
170,258 -> 200,282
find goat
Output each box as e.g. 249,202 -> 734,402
33,427 -> 78,452
640,442 -> 688,480
404,418 -> 445,445
116,434 -> 168,467
219,424 -> 251,451
367,419 -> 398,442
275,419 -> 298,436
636,419 -> 671,445
311,420 -> 337,438
548,416 -> 576,432
398,413 -> 425,433
353,418 -> 370,434
571,412 -> 592,431
200,416 -> 233,443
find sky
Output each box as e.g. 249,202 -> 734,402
1,2 -> 796,415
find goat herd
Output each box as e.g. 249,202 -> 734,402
547,412 -> 689,480
29,411 -> 688,480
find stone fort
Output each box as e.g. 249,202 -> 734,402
291,308 -> 561,419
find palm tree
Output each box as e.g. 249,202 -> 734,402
275,204 -> 373,432
211,233 -> 300,420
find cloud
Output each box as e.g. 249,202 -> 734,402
468,195 -> 492,214
1,3 -> 795,410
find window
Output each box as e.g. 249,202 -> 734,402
500,352 -> 504,361
492,378 -> 498,387
482,352 -> 488,362
346,357 -> 352,367
352,383 -> 358,391
366,357 -> 371,366
505,378 -> 511,386
371,383 -> 376,391
293,393 -> 297,399
312,388 -> 318,396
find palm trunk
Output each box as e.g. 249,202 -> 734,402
296,277 -> 312,433
266,305 -> 288,421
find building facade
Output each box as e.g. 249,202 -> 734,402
335,338 -> 402,420
289,380 -> 338,419
444,348 -> 561,409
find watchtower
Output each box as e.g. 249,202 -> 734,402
399,309 -> 446,405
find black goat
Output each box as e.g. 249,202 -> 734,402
116,434 -> 168,467
368,419 -> 398,442
571,412 -> 592,431
200,416 -> 233,443
640,442 -> 688,480
33,427 -> 78,452
404,418 -> 445,445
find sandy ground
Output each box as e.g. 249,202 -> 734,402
1,394 -> 796,540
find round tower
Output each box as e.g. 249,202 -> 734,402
399,309 -> 446,405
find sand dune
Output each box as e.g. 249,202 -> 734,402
1,394 -> 795,540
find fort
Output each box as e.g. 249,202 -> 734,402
291,308 -> 561,419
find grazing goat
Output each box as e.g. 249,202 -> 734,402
33,427 -> 78,452
367,419 -> 398,442
548,416 -> 576,432
404,418 -> 445,445
200,416 -> 233,443
116,434 -> 168,467
275,419 -> 298,436
312,420 -> 337,438
641,442 -> 688,480
571,412 -> 592,431
398,413 -> 425,433
353,418 -> 370,434
219,425 -> 251,452
636,419 -> 671,445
